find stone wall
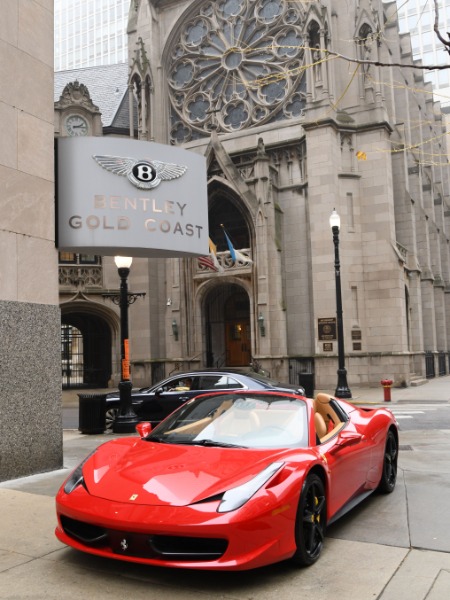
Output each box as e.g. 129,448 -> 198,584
0,1 -> 62,481
0,301 -> 62,481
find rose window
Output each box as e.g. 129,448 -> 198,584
168,0 -> 308,143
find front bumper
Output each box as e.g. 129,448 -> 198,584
55,489 -> 298,571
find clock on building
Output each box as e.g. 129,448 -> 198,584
65,114 -> 89,136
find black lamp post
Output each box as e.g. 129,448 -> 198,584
329,209 -> 352,399
113,256 -> 139,433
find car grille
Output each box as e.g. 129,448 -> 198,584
60,515 -> 228,561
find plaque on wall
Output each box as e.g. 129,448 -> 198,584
351,330 -> 362,340
353,343 -> 362,351
318,318 -> 337,341
323,342 -> 333,352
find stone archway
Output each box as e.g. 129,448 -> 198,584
60,304 -> 117,388
61,313 -> 111,388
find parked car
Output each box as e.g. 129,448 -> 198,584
104,368 -> 306,431
56,390 -> 398,570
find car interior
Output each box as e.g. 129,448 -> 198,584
313,393 -> 347,444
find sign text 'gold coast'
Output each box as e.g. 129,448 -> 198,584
68,195 -> 204,238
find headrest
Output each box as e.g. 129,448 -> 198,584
315,392 -> 334,406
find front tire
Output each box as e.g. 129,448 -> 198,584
378,429 -> 398,493
291,473 -> 326,567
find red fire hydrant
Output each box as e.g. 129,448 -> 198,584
381,379 -> 393,402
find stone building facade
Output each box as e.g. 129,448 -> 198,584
0,1 -> 62,481
56,0 -> 450,397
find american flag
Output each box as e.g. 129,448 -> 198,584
198,255 -> 218,271
197,238 -> 223,272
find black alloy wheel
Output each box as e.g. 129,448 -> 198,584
292,473 -> 326,566
378,429 -> 398,493
105,407 -> 119,432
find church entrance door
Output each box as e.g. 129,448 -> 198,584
225,320 -> 251,366
224,293 -> 251,367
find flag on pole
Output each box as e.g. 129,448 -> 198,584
197,255 -> 217,271
197,238 -> 223,272
221,225 -> 253,265
208,238 -> 223,271
222,226 -> 236,262
234,248 -> 253,264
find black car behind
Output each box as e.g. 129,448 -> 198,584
105,369 -> 305,431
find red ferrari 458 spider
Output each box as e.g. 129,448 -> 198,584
55,391 -> 398,570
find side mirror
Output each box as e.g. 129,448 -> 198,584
155,387 -> 165,395
136,422 -> 152,438
327,430 -> 362,454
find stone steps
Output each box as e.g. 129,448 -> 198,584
410,374 -> 429,387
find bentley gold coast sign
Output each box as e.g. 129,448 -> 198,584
56,137 -> 208,257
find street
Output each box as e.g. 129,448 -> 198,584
391,401 -> 450,430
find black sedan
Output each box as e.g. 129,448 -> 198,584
105,369 -> 305,431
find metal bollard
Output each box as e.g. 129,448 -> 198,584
381,379 -> 393,402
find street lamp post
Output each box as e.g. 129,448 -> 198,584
113,256 -> 139,433
329,209 -> 352,399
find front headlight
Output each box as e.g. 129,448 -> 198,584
63,450 -> 96,494
217,462 -> 284,513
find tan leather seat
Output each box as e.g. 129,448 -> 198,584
314,412 -> 327,441
314,393 -> 340,429
216,408 -> 260,436
314,394 -> 346,442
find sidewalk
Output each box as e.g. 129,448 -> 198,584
1,376 -> 449,599
350,375 -> 450,403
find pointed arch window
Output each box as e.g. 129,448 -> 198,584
208,196 -> 250,252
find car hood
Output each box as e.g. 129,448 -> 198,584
82,437 -> 298,507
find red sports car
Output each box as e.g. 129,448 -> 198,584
55,391 -> 398,570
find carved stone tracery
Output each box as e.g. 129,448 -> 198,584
59,266 -> 103,289
168,0 -> 309,143
55,81 -> 100,114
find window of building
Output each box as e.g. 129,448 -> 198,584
59,252 -> 101,265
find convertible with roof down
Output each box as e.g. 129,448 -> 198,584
55,391 -> 398,570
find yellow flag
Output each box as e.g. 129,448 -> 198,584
209,238 -> 217,255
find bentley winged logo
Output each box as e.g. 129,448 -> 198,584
92,154 -> 188,190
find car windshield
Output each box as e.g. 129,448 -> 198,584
146,393 -> 308,449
